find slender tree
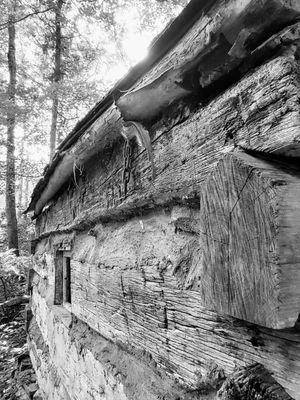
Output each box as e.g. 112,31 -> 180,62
6,2 -> 19,255
17,127 -> 25,215
49,0 -> 63,159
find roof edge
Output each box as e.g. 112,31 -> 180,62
57,0 -> 217,153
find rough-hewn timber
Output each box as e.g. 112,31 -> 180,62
36,55 -> 300,236
185,152 -> 300,329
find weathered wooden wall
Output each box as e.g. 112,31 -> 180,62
33,54 -> 300,330
30,208 -> 300,399
28,0 -> 300,216
28,1 -> 300,399
37,54 -> 300,235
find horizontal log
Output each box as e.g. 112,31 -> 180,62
117,68 -> 192,121
29,313 -> 223,400
36,55 -> 300,236
31,109 -> 123,216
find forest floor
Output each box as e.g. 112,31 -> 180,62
0,275 -> 38,400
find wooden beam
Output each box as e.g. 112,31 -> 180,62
183,151 -> 300,329
31,109 -> 123,216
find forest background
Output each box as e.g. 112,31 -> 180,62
0,0 -> 187,256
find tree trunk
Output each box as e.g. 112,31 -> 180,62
6,8 -> 19,256
49,0 -> 63,160
23,166 -> 29,209
0,277 -> 8,301
17,127 -> 25,215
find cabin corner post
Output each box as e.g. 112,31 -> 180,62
183,152 -> 300,329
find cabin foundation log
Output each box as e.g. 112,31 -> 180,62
28,284 -> 300,400
28,305 -> 221,400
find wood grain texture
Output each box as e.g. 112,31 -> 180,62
32,207 -> 300,399
36,56 -> 300,236
28,311 -> 219,400
183,152 -> 300,329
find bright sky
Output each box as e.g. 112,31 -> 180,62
74,3 -> 184,84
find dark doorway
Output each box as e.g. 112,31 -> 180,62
54,251 -> 63,305
64,256 -> 71,304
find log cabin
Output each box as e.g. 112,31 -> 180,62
26,0 -> 300,399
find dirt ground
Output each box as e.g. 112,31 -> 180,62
0,276 -> 38,400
